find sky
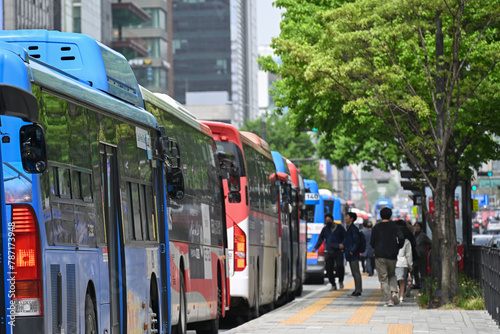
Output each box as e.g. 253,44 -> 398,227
256,0 -> 284,47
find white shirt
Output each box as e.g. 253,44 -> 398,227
396,239 -> 413,268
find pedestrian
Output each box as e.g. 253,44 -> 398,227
312,214 -> 346,290
396,219 -> 418,295
370,207 -> 404,307
343,211 -> 362,296
396,237 -> 412,303
361,222 -> 375,276
413,222 -> 432,290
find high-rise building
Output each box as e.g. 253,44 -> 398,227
3,0 -> 113,46
3,0 -> 54,30
172,0 -> 258,127
113,0 -> 173,96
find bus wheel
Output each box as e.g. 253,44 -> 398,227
295,278 -> 303,297
173,272 -> 187,334
85,294 -> 97,334
196,281 -> 220,334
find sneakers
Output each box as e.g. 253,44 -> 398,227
339,282 -> 344,289
384,299 -> 394,307
330,284 -> 337,291
405,287 -> 412,297
392,291 -> 400,304
399,297 -> 404,303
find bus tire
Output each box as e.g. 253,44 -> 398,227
173,271 -> 187,334
85,294 -> 97,334
295,278 -> 303,297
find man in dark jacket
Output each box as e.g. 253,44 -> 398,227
370,207 -> 404,306
361,222 -> 375,276
344,212 -> 362,296
312,214 -> 346,290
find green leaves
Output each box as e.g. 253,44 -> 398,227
261,0 -> 500,179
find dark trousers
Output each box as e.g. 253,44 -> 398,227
365,255 -> 375,275
349,260 -> 362,293
325,252 -> 344,285
413,257 -> 427,288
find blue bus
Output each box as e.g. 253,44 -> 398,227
0,30 -> 187,334
322,195 -> 346,227
303,179 -> 325,283
375,198 -> 393,220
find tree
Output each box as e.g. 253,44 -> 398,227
241,114 -> 332,190
261,0 -> 500,305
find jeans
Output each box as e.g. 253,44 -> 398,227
365,255 -> 375,275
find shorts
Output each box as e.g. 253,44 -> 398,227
396,267 -> 409,281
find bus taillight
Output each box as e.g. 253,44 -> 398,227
234,224 -> 246,271
11,205 -> 43,316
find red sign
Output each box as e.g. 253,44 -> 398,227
428,197 -> 459,220
429,197 -> 435,219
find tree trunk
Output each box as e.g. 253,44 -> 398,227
432,179 -> 459,306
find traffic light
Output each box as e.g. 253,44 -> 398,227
472,184 -> 477,191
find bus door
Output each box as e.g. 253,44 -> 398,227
100,143 -> 125,333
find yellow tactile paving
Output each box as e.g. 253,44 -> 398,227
388,324 -> 413,334
279,279 -> 356,324
280,273 -> 415,333
346,288 -> 383,324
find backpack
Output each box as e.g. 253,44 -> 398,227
358,229 -> 366,253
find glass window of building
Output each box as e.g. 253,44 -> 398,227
126,8 -> 166,30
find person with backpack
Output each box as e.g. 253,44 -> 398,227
343,211 -> 362,296
361,222 -> 375,276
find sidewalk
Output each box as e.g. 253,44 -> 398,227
225,269 -> 500,333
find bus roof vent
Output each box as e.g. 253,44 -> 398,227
0,30 -> 143,108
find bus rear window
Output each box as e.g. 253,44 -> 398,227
3,162 -> 33,203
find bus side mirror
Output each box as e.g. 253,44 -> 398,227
228,166 -> 241,203
286,184 -> 292,202
166,167 -> 184,199
19,124 -> 47,173
160,134 -> 184,199
218,151 -> 241,203
160,136 -> 181,168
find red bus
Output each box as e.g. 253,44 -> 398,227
202,122 -> 281,318
286,159 -> 307,296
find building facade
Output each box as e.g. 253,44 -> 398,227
114,0 -> 173,96
172,0 -> 258,127
3,0 -> 112,46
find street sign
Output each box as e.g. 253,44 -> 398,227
472,194 -> 489,207
472,199 -> 479,212
478,178 -> 500,188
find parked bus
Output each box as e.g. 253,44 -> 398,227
0,30 -> 181,333
286,159 -> 307,296
375,198 -> 393,221
142,92 -> 232,333
202,123 -> 281,318
270,151 -> 294,302
303,179 -> 325,283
